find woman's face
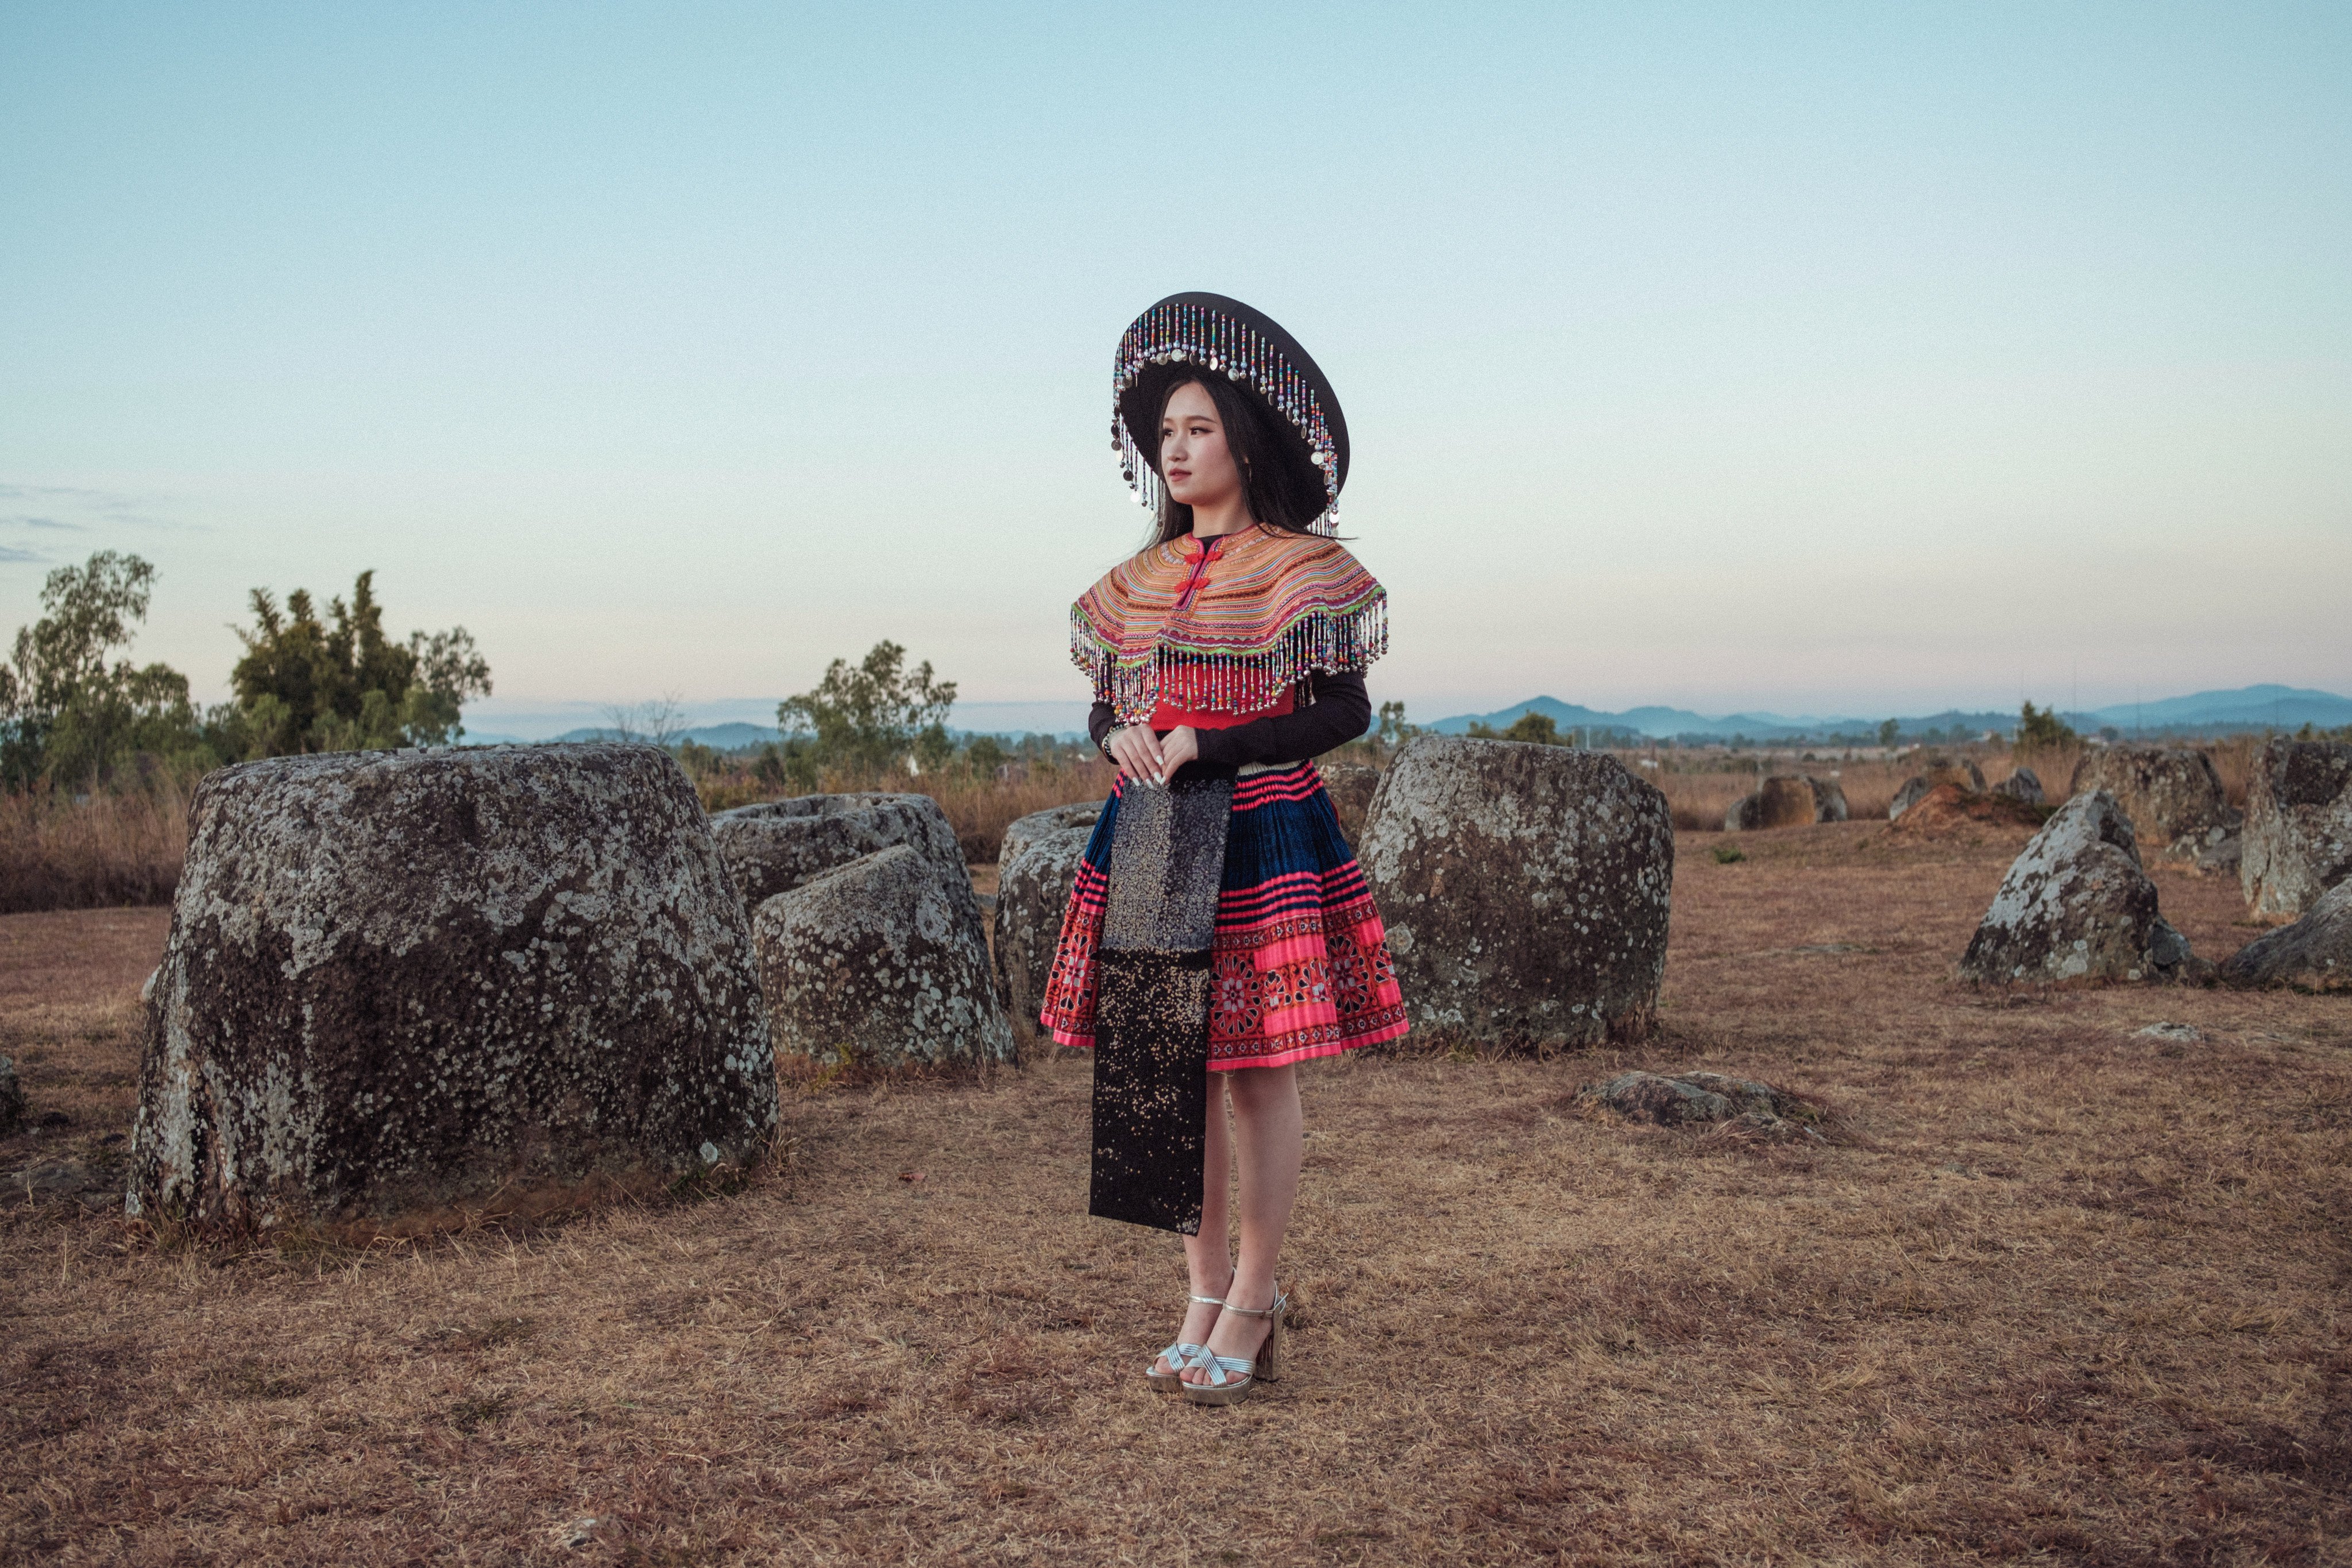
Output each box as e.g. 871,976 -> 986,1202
1157,381 -> 1241,509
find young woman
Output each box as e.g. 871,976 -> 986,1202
1038,294 -> 1408,1406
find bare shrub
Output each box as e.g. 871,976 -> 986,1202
2205,734 -> 2260,810
601,692 -> 689,748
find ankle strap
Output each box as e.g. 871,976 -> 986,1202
1220,1287 -> 1285,1318
1187,1293 -> 1225,1307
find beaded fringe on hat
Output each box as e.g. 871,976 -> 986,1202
1114,298 -> 1343,536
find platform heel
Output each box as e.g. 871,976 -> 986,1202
1181,1285 -> 1287,1406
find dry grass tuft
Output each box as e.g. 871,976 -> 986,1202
0,755 -> 1121,916
0,782 -> 188,914
898,761 -> 1117,863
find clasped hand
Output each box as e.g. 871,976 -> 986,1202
1106,724 -> 1199,786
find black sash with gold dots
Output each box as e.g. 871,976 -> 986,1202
1087,775 -> 1233,1234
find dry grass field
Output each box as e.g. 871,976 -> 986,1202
1649,757 -> 1915,832
0,758 -> 1123,916
5,818 -> 2348,1565
0,785 -> 189,916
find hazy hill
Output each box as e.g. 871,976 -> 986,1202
2078,685 -> 2352,731
1427,685 -> 2352,741
546,722 -> 780,750
1423,697 -> 1909,740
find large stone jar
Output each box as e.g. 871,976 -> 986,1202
993,805 -> 1101,1052
754,846 -> 1014,1070
1725,774 -> 1845,831
1355,735 -> 1674,1048
1958,790 -> 2198,984
2240,738 -> 2352,918
710,791 -> 977,918
129,744 -> 777,1234
2068,744 -> 2231,849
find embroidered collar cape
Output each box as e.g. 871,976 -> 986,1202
1071,524 -> 1387,727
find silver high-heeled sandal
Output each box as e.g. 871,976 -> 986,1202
1181,1285 -> 1287,1406
1145,1286 -> 1227,1392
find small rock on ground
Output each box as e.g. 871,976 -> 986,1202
1578,1069 -> 1825,1141
1992,767 -> 2046,806
1725,775 -> 1843,831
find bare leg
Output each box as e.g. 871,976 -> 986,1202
1184,1064 -> 1301,1382
1154,1076 -> 1233,1376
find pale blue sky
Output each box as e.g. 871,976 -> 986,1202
3,2 -> 2346,735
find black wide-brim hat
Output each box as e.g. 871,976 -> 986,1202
1113,292 -> 1349,535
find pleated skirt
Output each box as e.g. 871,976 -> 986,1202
1040,760 -> 1410,1069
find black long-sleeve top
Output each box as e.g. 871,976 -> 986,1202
1087,670 -> 1372,775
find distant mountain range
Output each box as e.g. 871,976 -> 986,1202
454,723 -> 781,749
541,722 -> 782,750
465,719 -> 1088,750
458,683 -> 2349,750
1426,684 -> 2352,742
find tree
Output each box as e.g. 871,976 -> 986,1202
1376,700 -> 1416,749
0,551 -> 206,787
1503,712 -> 1559,745
963,734 -> 1008,777
777,641 -> 956,774
229,571 -> 491,755
749,737 -> 821,793
2015,700 -> 2078,758
1877,719 -> 1901,748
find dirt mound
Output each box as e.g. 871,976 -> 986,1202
1886,782 -> 2046,837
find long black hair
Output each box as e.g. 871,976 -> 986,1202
1143,372 -> 1329,545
